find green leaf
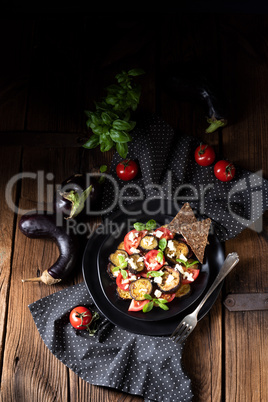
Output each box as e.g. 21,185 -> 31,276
156,250 -> 164,264
99,165 -> 107,173
128,68 -> 145,76
116,142 -> 128,159
133,222 -> 146,231
110,129 -> 132,143
121,269 -> 128,279
83,135 -> 100,149
147,271 -> 164,277
158,302 -> 169,311
112,119 -> 132,131
143,301 -> 154,313
99,134 -> 114,152
145,219 -> 157,230
144,294 -> 153,300
158,238 -> 167,251
101,111 -> 113,125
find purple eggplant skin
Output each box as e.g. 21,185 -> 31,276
19,212 -> 79,284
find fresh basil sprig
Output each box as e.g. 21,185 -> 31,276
176,258 -> 199,269
155,238 -> 167,264
83,69 -> 145,158
143,294 -> 169,312
133,219 -> 157,231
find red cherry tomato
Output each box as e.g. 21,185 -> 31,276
116,159 -> 138,181
152,227 -> 174,240
194,143 -> 216,166
124,229 -> 147,255
214,160 -> 235,182
128,299 -> 149,311
144,249 -> 165,271
181,268 -> 200,284
116,272 -> 130,291
69,306 -> 92,330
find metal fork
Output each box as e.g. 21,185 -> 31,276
170,252 -> 240,344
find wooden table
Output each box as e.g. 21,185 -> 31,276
0,13 -> 267,402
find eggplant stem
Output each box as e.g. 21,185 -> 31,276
22,270 -> 61,285
206,118 -> 227,133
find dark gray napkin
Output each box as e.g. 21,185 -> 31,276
29,113 -> 268,402
29,282 -> 193,402
101,113 -> 268,240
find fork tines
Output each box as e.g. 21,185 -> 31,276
170,321 -> 193,344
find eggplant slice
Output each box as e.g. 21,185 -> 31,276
127,253 -> 145,274
109,249 -> 128,267
139,235 -> 158,251
164,239 -> 190,264
156,266 -> 181,293
175,284 -> 192,298
117,241 -> 125,251
107,262 -> 118,279
116,287 -> 132,300
129,278 -> 153,301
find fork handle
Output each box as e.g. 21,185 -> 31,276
194,252 -> 239,315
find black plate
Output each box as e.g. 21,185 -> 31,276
82,200 -> 225,336
97,212 -> 209,321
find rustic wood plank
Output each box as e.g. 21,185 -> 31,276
159,15 -> 223,402
0,146 -> 21,379
224,223 -> 268,402
219,15 -> 268,402
0,147 -> 81,401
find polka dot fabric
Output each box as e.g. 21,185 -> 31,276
29,113 -> 268,402
102,113 -> 268,241
29,282 -> 193,402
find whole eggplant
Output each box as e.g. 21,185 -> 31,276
54,168 -> 106,220
161,62 -> 229,133
19,212 -> 79,285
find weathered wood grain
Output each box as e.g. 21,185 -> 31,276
0,147 -> 21,380
219,15 -> 268,402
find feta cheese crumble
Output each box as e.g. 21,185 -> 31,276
154,289 -> 162,298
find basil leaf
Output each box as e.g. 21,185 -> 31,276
100,134 -> 114,152
99,165 -> 107,173
110,129 -> 132,143
133,222 -> 146,231
111,266 -> 120,272
83,135 -> 100,149
112,119 -> 132,131
156,250 -> 164,264
157,298 -> 168,304
158,302 -> 169,311
143,301 -> 154,313
144,294 -> 153,300
158,238 -> 167,251
147,271 -> 164,277
118,255 -> 126,265
121,269 -> 128,279
116,142 -> 128,159
128,68 -> 145,76
101,111 -> 113,125
145,219 -> 157,230
187,260 -> 199,267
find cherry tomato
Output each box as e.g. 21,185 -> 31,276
128,299 -> 149,311
116,272 -> 131,291
214,160 -> 235,182
144,249 -> 165,271
116,159 -> 138,181
69,306 -> 92,330
181,268 -> 200,284
124,229 -> 147,255
194,143 -> 216,166
152,227 -> 174,240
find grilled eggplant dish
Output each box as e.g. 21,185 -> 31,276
106,203 -> 211,313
